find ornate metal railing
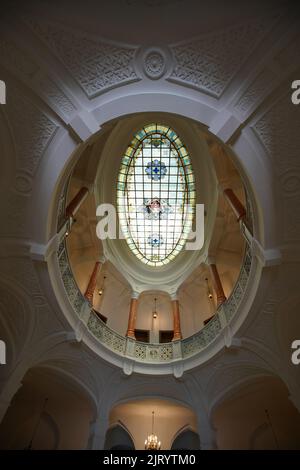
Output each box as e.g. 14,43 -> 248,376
56,175 -> 254,365
56,236 -> 253,364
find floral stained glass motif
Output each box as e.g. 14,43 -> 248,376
145,160 -> 168,181
117,123 -> 196,267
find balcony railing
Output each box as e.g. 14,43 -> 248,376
57,237 -> 253,364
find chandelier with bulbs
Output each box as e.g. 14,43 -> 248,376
145,411 -> 161,450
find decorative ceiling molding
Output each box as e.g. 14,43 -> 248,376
168,17 -> 278,98
0,35 -> 77,121
35,73 -> 77,118
143,48 -> 166,80
253,91 -> 300,172
24,19 -> 140,98
233,69 -> 276,116
5,85 -> 58,176
252,88 -> 300,243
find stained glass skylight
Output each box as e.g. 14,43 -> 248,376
117,124 -> 196,267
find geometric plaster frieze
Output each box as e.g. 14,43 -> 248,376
5,86 -> 58,175
169,17 -> 278,97
25,19 -> 140,98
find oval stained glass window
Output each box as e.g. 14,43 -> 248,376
117,124 -> 196,267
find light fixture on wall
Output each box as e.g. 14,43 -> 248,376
145,411 -> 161,450
98,275 -> 106,296
205,277 -> 213,299
152,297 -> 158,319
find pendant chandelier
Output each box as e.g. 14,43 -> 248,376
145,411 -> 161,450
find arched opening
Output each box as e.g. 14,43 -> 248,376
171,427 -> 200,450
104,423 -> 135,450
212,376 -> 300,449
0,367 -> 94,450
108,398 -> 198,450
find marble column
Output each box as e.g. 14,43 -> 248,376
84,258 -> 104,305
171,293 -> 182,341
126,292 -> 139,339
209,262 -> 226,306
87,417 -> 109,450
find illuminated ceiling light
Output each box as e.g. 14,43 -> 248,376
145,411 -> 161,450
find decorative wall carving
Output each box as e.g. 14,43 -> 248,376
15,172 -> 32,194
26,20 -> 140,98
143,49 -> 166,79
0,36 -> 76,119
5,86 -> 58,175
37,75 -> 77,116
253,89 -> 300,242
253,91 -> 300,172
234,69 -> 276,115
0,258 -> 41,295
169,18 -> 276,97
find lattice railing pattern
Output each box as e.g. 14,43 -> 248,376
56,181 -> 254,364
224,244 -> 252,323
58,240 -> 87,316
87,310 -> 126,354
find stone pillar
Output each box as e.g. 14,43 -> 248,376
209,261 -> 226,306
126,292 -> 139,339
84,258 -> 105,305
87,417 -> 109,450
196,410 -> 218,450
223,188 -> 246,222
171,293 -> 182,341
201,430 -> 218,450
65,186 -> 89,218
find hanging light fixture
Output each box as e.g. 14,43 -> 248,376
145,411 -> 161,450
205,277 -> 213,299
152,297 -> 158,319
98,275 -> 106,296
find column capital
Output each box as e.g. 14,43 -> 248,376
86,182 -> 95,194
170,292 -> 178,301
206,255 -> 216,266
99,254 -> 106,264
131,291 -> 139,300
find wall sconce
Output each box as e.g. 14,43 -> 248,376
205,278 -> 213,299
98,275 -> 106,296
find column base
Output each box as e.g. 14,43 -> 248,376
172,332 -> 182,341
126,330 -> 136,340
217,297 -> 226,306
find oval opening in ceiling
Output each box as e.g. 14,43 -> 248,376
117,123 -> 196,267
